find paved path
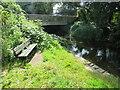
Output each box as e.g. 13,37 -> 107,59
29,52 -> 43,67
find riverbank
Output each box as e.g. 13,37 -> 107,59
73,54 -> 111,75
2,47 -> 119,88
64,39 -> 120,77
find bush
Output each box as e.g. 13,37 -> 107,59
1,2 -> 26,66
70,21 -> 102,42
1,2 -> 62,66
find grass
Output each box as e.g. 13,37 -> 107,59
2,47 -> 119,88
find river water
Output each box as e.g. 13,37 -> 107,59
43,25 -> 120,77
65,40 -> 120,77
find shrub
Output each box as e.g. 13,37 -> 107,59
0,2 -> 62,66
70,21 -> 102,42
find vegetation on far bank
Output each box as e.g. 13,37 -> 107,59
70,2 -> 120,48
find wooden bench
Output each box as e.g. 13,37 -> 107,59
13,39 -> 37,58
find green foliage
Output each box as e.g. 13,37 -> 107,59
0,2 -> 63,66
76,7 -> 90,23
21,18 -> 63,51
72,2 -> 120,48
88,2 -> 119,28
1,2 -> 26,65
109,11 -> 120,48
2,48 -> 119,88
56,2 -> 80,15
70,21 -> 102,42
17,2 -> 54,14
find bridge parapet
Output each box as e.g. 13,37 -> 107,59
25,14 -> 76,26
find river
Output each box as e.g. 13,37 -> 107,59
43,25 -> 120,77
65,39 -> 120,77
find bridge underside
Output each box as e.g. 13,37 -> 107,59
25,14 -> 75,26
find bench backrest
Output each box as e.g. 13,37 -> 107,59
13,39 -> 30,55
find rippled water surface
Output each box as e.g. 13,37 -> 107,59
67,41 -> 120,77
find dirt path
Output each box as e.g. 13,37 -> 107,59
29,52 -> 43,67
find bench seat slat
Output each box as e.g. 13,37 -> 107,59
18,43 -> 37,57
14,39 -> 30,55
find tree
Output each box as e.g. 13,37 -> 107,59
88,2 -> 120,39
71,2 -> 120,48
17,2 -> 54,14
56,2 -> 80,15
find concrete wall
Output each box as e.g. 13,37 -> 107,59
25,14 -> 76,25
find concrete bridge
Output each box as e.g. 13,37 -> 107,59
25,14 -> 76,26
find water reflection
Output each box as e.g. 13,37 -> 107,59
68,41 -> 120,77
